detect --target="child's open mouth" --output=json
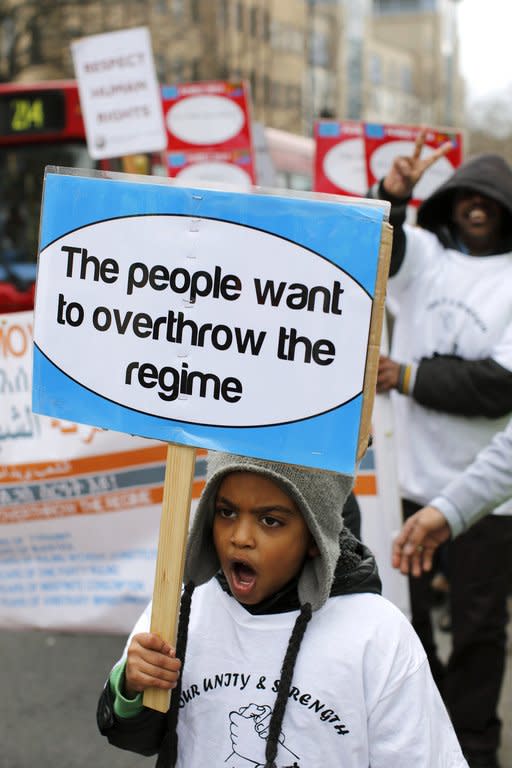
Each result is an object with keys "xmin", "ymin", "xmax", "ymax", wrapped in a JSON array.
[{"xmin": 230, "ymin": 560, "xmax": 257, "ymax": 596}]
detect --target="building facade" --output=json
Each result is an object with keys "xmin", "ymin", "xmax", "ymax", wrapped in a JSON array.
[
  {"xmin": 0, "ymin": 0, "xmax": 464, "ymax": 135},
  {"xmin": 0, "ymin": 0, "xmax": 341, "ymax": 134},
  {"xmin": 369, "ymin": 0, "xmax": 465, "ymax": 127},
  {"xmin": 337, "ymin": 0, "xmax": 464, "ymax": 129}
]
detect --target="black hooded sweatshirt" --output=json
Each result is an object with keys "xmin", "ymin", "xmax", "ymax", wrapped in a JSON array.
[
  {"xmin": 96, "ymin": 529, "xmax": 381, "ymax": 762},
  {"xmin": 373, "ymin": 153, "xmax": 512, "ymax": 418}
]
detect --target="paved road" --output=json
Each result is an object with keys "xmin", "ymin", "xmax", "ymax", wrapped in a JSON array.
[
  {"xmin": 1, "ymin": 630, "xmax": 148, "ymax": 768},
  {"xmin": 1, "ymin": 615, "xmax": 511, "ymax": 767}
]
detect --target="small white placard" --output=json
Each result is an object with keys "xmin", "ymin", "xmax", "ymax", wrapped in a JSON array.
[{"xmin": 71, "ymin": 27, "xmax": 166, "ymax": 159}]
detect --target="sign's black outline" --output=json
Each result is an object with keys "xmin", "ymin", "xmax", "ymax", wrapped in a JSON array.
[
  {"xmin": 33, "ymin": 343, "xmax": 363, "ymax": 430},
  {"xmin": 35, "ymin": 210, "xmax": 373, "ymax": 430}
]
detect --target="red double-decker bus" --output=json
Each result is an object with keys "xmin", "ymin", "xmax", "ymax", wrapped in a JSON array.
[{"xmin": 0, "ymin": 80, "xmax": 163, "ymax": 312}]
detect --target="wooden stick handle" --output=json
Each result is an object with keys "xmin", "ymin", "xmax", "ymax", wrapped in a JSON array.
[
  {"xmin": 357, "ymin": 222, "xmax": 393, "ymax": 461},
  {"xmin": 143, "ymin": 442, "xmax": 196, "ymax": 712}
]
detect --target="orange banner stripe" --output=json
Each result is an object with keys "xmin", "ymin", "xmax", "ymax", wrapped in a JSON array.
[
  {"xmin": 0, "ymin": 479, "xmax": 206, "ymax": 525},
  {"xmin": 0, "ymin": 446, "xmax": 207, "ymax": 484},
  {"xmin": 353, "ymin": 474, "xmax": 377, "ymax": 496}
]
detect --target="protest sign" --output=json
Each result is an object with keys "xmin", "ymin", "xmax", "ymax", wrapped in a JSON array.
[
  {"xmin": 33, "ymin": 169, "xmax": 390, "ymax": 474},
  {"xmin": 162, "ymin": 81, "xmax": 253, "ymax": 151},
  {"xmin": 33, "ymin": 168, "xmax": 391, "ymax": 708},
  {"xmin": 314, "ymin": 119, "xmax": 464, "ymax": 207},
  {"xmin": 167, "ymin": 148, "xmax": 254, "ymax": 189},
  {"xmin": 313, "ymin": 120, "xmax": 367, "ymax": 196},
  {"xmin": 71, "ymin": 26, "xmax": 166, "ymax": 159},
  {"xmin": 364, "ymin": 122, "xmax": 464, "ymax": 205},
  {"xmin": 162, "ymin": 81, "xmax": 256, "ymax": 185}
]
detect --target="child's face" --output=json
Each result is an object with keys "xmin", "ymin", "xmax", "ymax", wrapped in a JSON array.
[{"xmin": 212, "ymin": 471, "xmax": 318, "ymax": 605}]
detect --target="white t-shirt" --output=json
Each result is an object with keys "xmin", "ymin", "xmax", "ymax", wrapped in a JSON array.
[
  {"xmin": 122, "ymin": 579, "xmax": 467, "ymax": 767},
  {"xmin": 388, "ymin": 225, "xmax": 512, "ymax": 508}
]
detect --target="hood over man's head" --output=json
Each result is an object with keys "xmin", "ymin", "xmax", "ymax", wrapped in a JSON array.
[{"xmin": 417, "ymin": 154, "xmax": 512, "ymax": 253}]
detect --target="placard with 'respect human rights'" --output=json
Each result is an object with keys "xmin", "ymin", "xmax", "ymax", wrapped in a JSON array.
[
  {"xmin": 71, "ymin": 26, "xmax": 166, "ymax": 159},
  {"xmin": 33, "ymin": 169, "xmax": 390, "ymax": 474}
]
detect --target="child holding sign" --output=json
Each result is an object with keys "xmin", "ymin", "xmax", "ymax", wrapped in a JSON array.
[{"xmin": 97, "ymin": 451, "xmax": 467, "ymax": 767}]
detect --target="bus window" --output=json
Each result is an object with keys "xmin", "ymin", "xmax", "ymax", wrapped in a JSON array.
[
  {"xmin": 0, "ymin": 141, "xmax": 95, "ymax": 310},
  {"xmin": 0, "ymin": 142, "xmax": 93, "ymax": 264}
]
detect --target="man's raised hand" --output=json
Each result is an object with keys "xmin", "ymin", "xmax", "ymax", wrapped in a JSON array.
[{"xmin": 382, "ymin": 128, "xmax": 453, "ymax": 200}]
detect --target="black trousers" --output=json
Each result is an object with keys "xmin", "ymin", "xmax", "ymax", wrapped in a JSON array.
[{"xmin": 403, "ymin": 499, "xmax": 512, "ymax": 755}]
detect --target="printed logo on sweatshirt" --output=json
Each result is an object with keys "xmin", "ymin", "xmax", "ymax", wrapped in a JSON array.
[
  {"xmin": 179, "ymin": 670, "xmax": 350, "ymax": 766},
  {"xmin": 226, "ymin": 702, "xmax": 300, "ymax": 766},
  {"xmin": 425, "ymin": 296, "xmax": 488, "ymax": 356}
]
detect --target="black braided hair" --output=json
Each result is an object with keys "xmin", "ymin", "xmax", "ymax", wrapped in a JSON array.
[
  {"xmin": 157, "ymin": 580, "xmax": 195, "ymax": 768},
  {"xmin": 264, "ymin": 602, "xmax": 312, "ymax": 768}
]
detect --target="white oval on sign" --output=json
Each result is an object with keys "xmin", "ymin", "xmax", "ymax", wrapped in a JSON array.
[
  {"xmin": 166, "ymin": 95, "xmax": 245, "ymax": 145},
  {"xmin": 35, "ymin": 216, "xmax": 372, "ymax": 428},
  {"xmin": 176, "ymin": 161, "xmax": 252, "ymax": 189},
  {"xmin": 322, "ymin": 138, "xmax": 367, "ymax": 195},
  {"xmin": 369, "ymin": 140, "xmax": 455, "ymax": 199}
]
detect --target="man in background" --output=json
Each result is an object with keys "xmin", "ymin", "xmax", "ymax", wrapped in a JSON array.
[{"xmin": 371, "ymin": 134, "xmax": 512, "ymax": 768}]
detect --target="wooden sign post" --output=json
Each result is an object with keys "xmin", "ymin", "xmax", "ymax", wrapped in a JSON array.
[
  {"xmin": 357, "ymin": 224, "xmax": 392, "ymax": 462},
  {"xmin": 142, "ymin": 442, "xmax": 197, "ymax": 712}
]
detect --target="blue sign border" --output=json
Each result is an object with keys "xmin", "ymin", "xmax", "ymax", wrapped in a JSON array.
[{"xmin": 34, "ymin": 171, "xmax": 385, "ymax": 473}]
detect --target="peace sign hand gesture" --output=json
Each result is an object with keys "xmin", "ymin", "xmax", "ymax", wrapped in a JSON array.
[{"xmin": 382, "ymin": 128, "xmax": 453, "ymax": 200}]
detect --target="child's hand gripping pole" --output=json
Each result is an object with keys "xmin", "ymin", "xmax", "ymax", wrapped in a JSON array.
[{"xmin": 143, "ymin": 442, "xmax": 197, "ymax": 713}]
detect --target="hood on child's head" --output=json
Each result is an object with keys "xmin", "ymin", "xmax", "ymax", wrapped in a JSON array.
[
  {"xmin": 184, "ymin": 451, "xmax": 354, "ymax": 611},
  {"xmin": 417, "ymin": 153, "xmax": 512, "ymax": 240}
]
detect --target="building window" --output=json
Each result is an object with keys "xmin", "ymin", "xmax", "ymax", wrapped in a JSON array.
[
  {"xmin": 371, "ymin": 89, "xmax": 381, "ymax": 112},
  {"xmin": 236, "ymin": 2, "xmax": 244, "ymax": 32},
  {"xmin": 190, "ymin": 0, "xmax": 200, "ymax": 22},
  {"xmin": 171, "ymin": 59, "xmax": 184, "ymax": 81},
  {"xmin": 271, "ymin": 81, "xmax": 281, "ymax": 108},
  {"xmin": 249, "ymin": 6, "xmax": 258, "ymax": 37},
  {"xmin": 310, "ymin": 30, "xmax": 329, "ymax": 67},
  {"xmin": 373, "ymin": 0, "xmax": 430, "ymax": 13},
  {"xmin": 369, "ymin": 54, "xmax": 382, "ymax": 85},
  {"xmin": 387, "ymin": 61, "xmax": 396, "ymax": 88},
  {"xmin": 262, "ymin": 11, "xmax": 270, "ymax": 42},
  {"xmin": 401, "ymin": 65, "xmax": 413, "ymax": 93},
  {"xmin": 217, "ymin": 0, "xmax": 228, "ymax": 25},
  {"xmin": 154, "ymin": 54, "xmax": 166, "ymax": 82},
  {"xmin": 172, "ymin": 0, "xmax": 184, "ymax": 18},
  {"xmin": 249, "ymin": 70, "xmax": 257, "ymax": 100},
  {"xmin": 191, "ymin": 58, "xmax": 201, "ymax": 81},
  {"xmin": 263, "ymin": 75, "xmax": 271, "ymax": 105},
  {"xmin": 270, "ymin": 20, "xmax": 281, "ymax": 49}
]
